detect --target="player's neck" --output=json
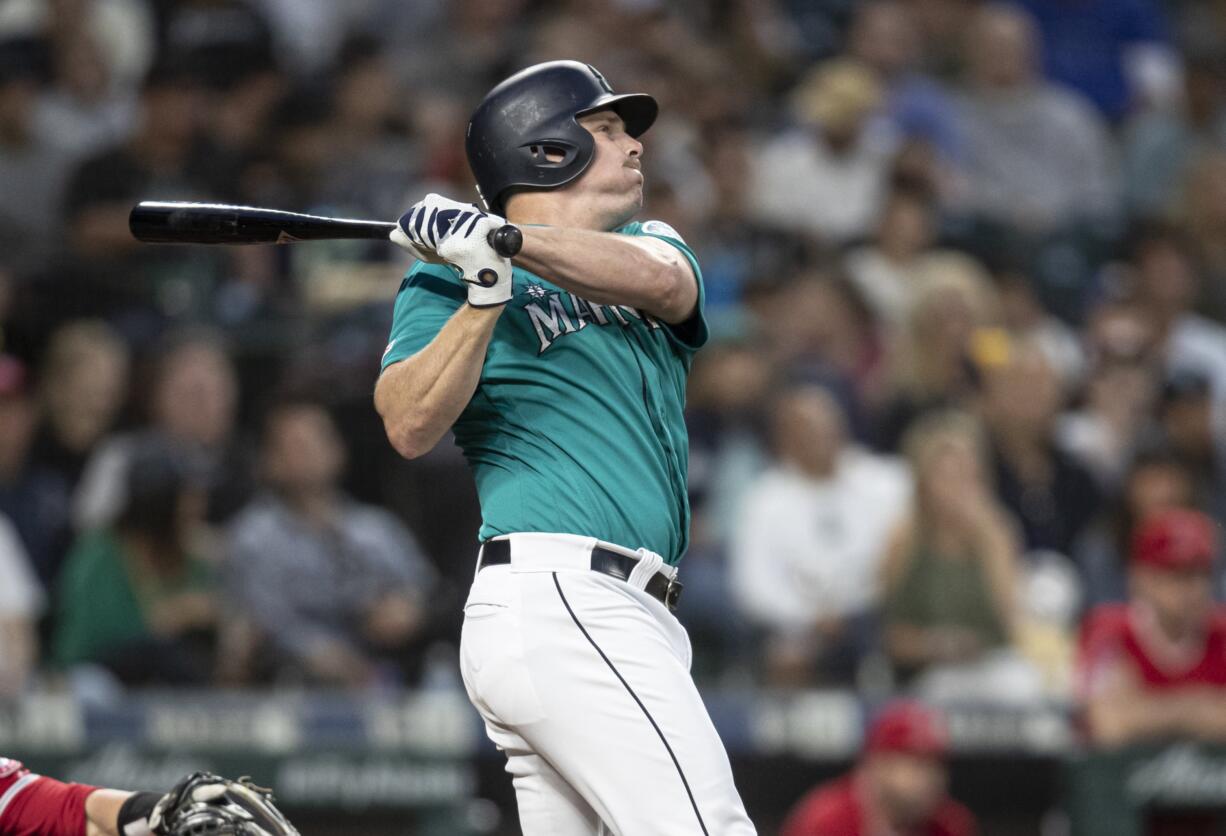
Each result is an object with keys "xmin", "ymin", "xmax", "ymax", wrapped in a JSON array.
[{"xmin": 506, "ymin": 193, "xmax": 610, "ymax": 231}]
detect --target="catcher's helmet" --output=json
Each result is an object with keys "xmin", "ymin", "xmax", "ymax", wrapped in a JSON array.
[{"xmin": 465, "ymin": 60, "xmax": 658, "ymax": 214}]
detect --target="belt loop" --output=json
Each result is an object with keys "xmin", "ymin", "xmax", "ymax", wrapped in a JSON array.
[{"xmin": 628, "ymin": 548, "xmax": 664, "ymax": 591}]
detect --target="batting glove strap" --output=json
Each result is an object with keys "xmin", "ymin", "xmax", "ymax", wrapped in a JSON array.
[{"xmin": 438, "ymin": 214, "xmax": 513, "ymax": 307}]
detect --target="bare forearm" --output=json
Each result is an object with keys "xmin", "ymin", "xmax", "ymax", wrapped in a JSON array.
[
  {"xmin": 514, "ymin": 226, "xmax": 696, "ymax": 323},
  {"xmin": 1087, "ymin": 692, "xmax": 1198, "ymax": 746},
  {"xmin": 375, "ymin": 303, "xmax": 503, "ymax": 458},
  {"xmin": 85, "ymin": 789, "xmax": 133, "ymax": 836}
]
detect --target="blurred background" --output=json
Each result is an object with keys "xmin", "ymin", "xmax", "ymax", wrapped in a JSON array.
[{"xmin": 1, "ymin": 0, "xmax": 1226, "ymax": 833}]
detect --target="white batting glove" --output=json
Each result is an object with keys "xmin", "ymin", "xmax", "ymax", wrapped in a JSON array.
[
  {"xmin": 437, "ymin": 212, "xmax": 513, "ymax": 308},
  {"xmin": 390, "ymin": 194, "xmax": 512, "ymax": 307},
  {"xmin": 390, "ymin": 193, "xmax": 479, "ymax": 260}
]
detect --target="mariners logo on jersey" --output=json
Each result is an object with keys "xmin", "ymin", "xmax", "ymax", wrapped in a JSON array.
[{"xmin": 517, "ymin": 281, "xmax": 664, "ymax": 354}]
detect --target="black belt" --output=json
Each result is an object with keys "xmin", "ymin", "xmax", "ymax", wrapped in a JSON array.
[{"xmin": 478, "ymin": 538, "xmax": 683, "ymax": 611}]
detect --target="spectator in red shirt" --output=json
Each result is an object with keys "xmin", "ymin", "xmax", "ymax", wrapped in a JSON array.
[
  {"xmin": 781, "ymin": 701, "xmax": 978, "ymax": 836},
  {"xmin": 1078, "ymin": 508, "xmax": 1226, "ymax": 746}
]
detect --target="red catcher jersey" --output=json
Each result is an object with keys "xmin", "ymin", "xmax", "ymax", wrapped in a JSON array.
[
  {"xmin": 1078, "ymin": 604, "xmax": 1226, "ymax": 694},
  {"xmin": 0, "ymin": 757, "xmax": 93, "ymax": 836},
  {"xmin": 780, "ymin": 774, "xmax": 978, "ymax": 836}
]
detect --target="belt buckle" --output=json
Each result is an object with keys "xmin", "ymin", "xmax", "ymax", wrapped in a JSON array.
[{"xmin": 664, "ymin": 576, "xmax": 683, "ymax": 611}]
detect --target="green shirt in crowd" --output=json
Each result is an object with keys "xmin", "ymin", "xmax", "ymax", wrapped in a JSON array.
[
  {"xmin": 52, "ymin": 529, "xmax": 213, "ymax": 667},
  {"xmin": 884, "ymin": 542, "xmax": 1009, "ymax": 651},
  {"xmin": 382, "ymin": 220, "xmax": 708, "ymax": 565}
]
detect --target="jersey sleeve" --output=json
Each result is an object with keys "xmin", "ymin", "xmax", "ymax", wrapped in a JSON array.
[
  {"xmin": 627, "ymin": 220, "xmax": 709, "ymax": 354},
  {"xmin": 0, "ymin": 763, "xmax": 96, "ymax": 836},
  {"xmin": 380, "ymin": 262, "xmax": 467, "ymax": 372}
]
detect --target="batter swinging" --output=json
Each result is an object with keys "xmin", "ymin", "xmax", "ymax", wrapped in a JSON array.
[{"xmin": 375, "ymin": 61, "xmax": 756, "ymax": 835}]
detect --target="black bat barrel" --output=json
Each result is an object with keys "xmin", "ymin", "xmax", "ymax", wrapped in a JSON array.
[
  {"xmin": 129, "ymin": 202, "xmax": 395, "ymax": 245},
  {"xmin": 128, "ymin": 201, "xmax": 524, "ymax": 257}
]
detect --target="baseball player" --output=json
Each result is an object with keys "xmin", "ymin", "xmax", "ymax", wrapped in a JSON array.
[
  {"xmin": 375, "ymin": 61, "xmax": 756, "ymax": 834},
  {"xmin": 0, "ymin": 758, "xmax": 298, "ymax": 835}
]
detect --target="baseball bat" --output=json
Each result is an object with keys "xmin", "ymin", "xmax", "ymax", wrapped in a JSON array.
[{"xmin": 128, "ymin": 201, "xmax": 524, "ymax": 257}]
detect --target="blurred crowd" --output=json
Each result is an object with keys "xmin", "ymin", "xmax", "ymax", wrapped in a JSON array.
[{"xmin": 1, "ymin": 0, "xmax": 1226, "ymax": 756}]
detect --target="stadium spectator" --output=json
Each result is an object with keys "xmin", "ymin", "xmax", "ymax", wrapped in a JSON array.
[
  {"xmin": 1130, "ymin": 224, "xmax": 1226, "ymax": 403},
  {"xmin": 749, "ymin": 58, "xmax": 896, "ymax": 245},
  {"xmin": 0, "ymin": 512, "xmax": 42, "ymax": 695},
  {"xmin": 847, "ymin": 0, "xmax": 962, "ymax": 164},
  {"xmin": 0, "ymin": 354, "xmax": 67, "ymax": 589},
  {"xmin": 75, "ymin": 328, "xmax": 253, "ymax": 531},
  {"xmin": 52, "ymin": 437, "xmax": 217, "ymax": 685},
  {"xmin": 874, "ymin": 256, "xmax": 998, "ymax": 451},
  {"xmin": 1013, "ymin": 0, "xmax": 1176, "ymax": 121},
  {"xmin": 1074, "ymin": 449, "xmax": 1202, "ymax": 609},
  {"xmin": 1057, "ymin": 302, "xmax": 1160, "ymax": 491},
  {"xmin": 780, "ymin": 700, "xmax": 977, "ymax": 836},
  {"xmin": 60, "ymin": 58, "xmax": 221, "ymax": 322},
  {"xmin": 881, "ymin": 411, "xmax": 1042, "ymax": 702},
  {"xmin": 1122, "ymin": 53, "xmax": 1226, "ymax": 219},
  {"xmin": 23, "ymin": 321, "xmax": 129, "ymax": 585},
  {"xmin": 1078, "ymin": 508, "xmax": 1226, "ymax": 746},
  {"xmin": 1179, "ymin": 150, "xmax": 1226, "ymax": 322},
  {"xmin": 731, "ymin": 385, "xmax": 910, "ymax": 686},
  {"xmin": 954, "ymin": 3, "xmax": 1117, "ymax": 234},
  {"xmin": 34, "ymin": 16, "xmax": 138, "ymax": 159},
  {"xmin": 1156, "ymin": 371, "xmax": 1226, "ymax": 525},
  {"xmin": 979, "ymin": 335, "xmax": 1101, "ymax": 556},
  {"xmin": 844, "ymin": 182, "xmax": 943, "ymax": 331},
  {"xmin": 0, "ymin": 37, "xmax": 77, "ymax": 276},
  {"xmin": 225, "ymin": 397, "xmax": 436, "ymax": 686}
]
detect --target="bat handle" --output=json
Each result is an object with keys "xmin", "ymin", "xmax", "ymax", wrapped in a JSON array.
[{"xmin": 488, "ymin": 224, "xmax": 523, "ymax": 258}]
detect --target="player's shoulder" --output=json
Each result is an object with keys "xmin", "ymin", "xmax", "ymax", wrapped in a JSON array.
[{"xmin": 619, "ymin": 219, "xmax": 688, "ymax": 245}]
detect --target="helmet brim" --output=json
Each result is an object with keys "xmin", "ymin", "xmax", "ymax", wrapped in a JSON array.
[{"xmin": 576, "ymin": 92, "xmax": 658, "ymax": 138}]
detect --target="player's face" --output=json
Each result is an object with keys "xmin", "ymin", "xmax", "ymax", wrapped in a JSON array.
[{"xmin": 574, "ymin": 109, "xmax": 644, "ymax": 225}]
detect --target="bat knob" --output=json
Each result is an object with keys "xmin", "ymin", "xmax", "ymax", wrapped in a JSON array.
[{"xmin": 488, "ymin": 224, "xmax": 523, "ymax": 258}]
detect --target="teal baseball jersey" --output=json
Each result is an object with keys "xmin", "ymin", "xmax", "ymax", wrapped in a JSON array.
[{"xmin": 381, "ymin": 220, "xmax": 707, "ymax": 565}]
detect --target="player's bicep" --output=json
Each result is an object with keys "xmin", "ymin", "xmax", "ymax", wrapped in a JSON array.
[{"xmin": 635, "ymin": 231, "xmax": 708, "ymax": 351}]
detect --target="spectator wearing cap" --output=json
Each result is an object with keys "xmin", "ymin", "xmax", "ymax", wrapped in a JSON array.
[
  {"xmin": 52, "ymin": 437, "xmax": 217, "ymax": 685},
  {"xmin": 748, "ymin": 58, "xmax": 897, "ymax": 245},
  {"xmin": 1077, "ymin": 508, "xmax": 1226, "ymax": 746},
  {"xmin": 780, "ymin": 701, "xmax": 978, "ymax": 836},
  {"xmin": 731, "ymin": 385, "xmax": 910, "ymax": 686}
]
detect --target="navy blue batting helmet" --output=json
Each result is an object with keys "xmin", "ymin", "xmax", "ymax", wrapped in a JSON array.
[{"xmin": 465, "ymin": 60, "xmax": 658, "ymax": 214}]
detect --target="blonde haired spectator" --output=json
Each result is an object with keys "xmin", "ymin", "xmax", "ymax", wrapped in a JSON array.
[
  {"xmin": 874, "ymin": 255, "xmax": 999, "ymax": 449},
  {"xmin": 882, "ymin": 410, "xmax": 1043, "ymax": 702}
]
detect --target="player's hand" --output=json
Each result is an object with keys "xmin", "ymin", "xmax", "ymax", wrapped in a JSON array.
[
  {"xmin": 390, "ymin": 194, "xmax": 513, "ymax": 307},
  {"xmin": 390, "ymin": 193, "xmax": 482, "ymax": 259}
]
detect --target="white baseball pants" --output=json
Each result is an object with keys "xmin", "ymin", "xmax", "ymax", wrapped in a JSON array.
[{"xmin": 459, "ymin": 532, "xmax": 757, "ymax": 835}]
